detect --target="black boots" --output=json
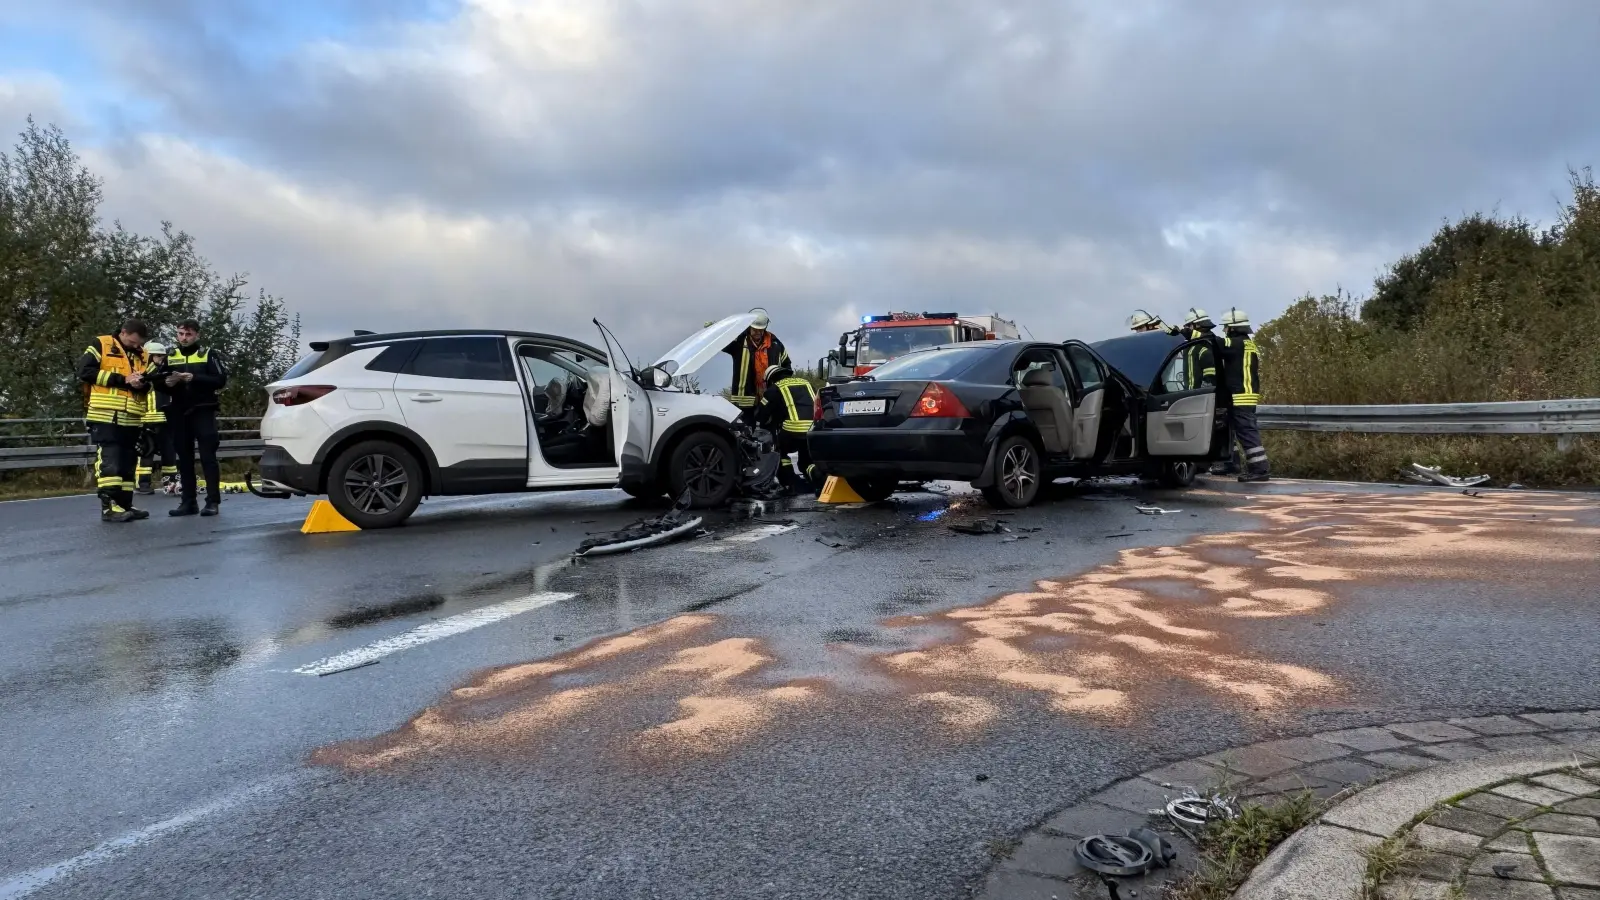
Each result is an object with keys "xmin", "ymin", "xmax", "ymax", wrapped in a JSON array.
[
  {"xmin": 201, "ymin": 501, "xmax": 220, "ymax": 517},
  {"xmin": 170, "ymin": 500, "xmax": 200, "ymax": 517}
]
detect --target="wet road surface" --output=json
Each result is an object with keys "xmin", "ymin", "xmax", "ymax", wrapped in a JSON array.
[{"xmin": 2, "ymin": 480, "xmax": 1597, "ymax": 899}]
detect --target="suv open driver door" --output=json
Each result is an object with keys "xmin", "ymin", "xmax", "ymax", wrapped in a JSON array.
[
  {"xmin": 1145, "ymin": 339, "xmax": 1218, "ymax": 457},
  {"xmin": 594, "ymin": 320, "xmax": 654, "ymax": 479}
]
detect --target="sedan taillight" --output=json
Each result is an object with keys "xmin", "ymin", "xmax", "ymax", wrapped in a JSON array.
[
  {"xmin": 273, "ymin": 385, "xmax": 336, "ymax": 406},
  {"xmin": 909, "ymin": 382, "xmax": 969, "ymax": 418}
]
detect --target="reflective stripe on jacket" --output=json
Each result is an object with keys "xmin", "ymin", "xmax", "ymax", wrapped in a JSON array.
[
  {"xmin": 760, "ymin": 377, "xmax": 816, "ymax": 434},
  {"xmin": 81, "ymin": 335, "xmax": 147, "ymax": 425},
  {"xmin": 724, "ymin": 334, "xmax": 790, "ymax": 407}
]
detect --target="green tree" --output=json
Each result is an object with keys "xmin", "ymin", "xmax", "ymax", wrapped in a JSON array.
[{"xmin": 0, "ymin": 119, "xmax": 299, "ymax": 420}]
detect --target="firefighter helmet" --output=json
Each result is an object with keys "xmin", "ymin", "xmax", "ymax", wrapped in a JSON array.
[
  {"xmin": 1221, "ymin": 307, "xmax": 1250, "ymax": 328},
  {"xmin": 750, "ymin": 308, "xmax": 770, "ymax": 330},
  {"xmin": 144, "ymin": 342, "xmax": 168, "ymax": 356},
  {"xmin": 1182, "ymin": 307, "xmax": 1212, "ymax": 328},
  {"xmin": 1127, "ymin": 310, "xmax": 1163, "ymax": 332}
]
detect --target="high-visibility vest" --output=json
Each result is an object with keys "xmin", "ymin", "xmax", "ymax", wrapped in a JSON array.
[
  {"xmin": 85, "ymin": 335, "xmax": 148, "ymax": 425},
  {"xmin": 772, "ymin": 377, "xmax": 816, "ymax": 433},
  {"xmin": 168, "ymin": 346, "xmax": 211, "ymax": 367}
]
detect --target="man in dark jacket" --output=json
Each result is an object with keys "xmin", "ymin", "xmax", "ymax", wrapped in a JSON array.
[
  {"xmin": 165, "ymin": 319, "xmax": 229, "ymax": 516},
  {"xmin": 722, "ymin": 309, "xmax": 790, "ymax": 417}
]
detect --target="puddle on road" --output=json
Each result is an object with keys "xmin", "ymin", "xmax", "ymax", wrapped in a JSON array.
[
  {"xmin": 312, "ymin": 491, "xmax": 1599, "ymax": 771},
  {"xmin": 5, "ymin": 617, "xmax": 245, "ymax": 699}
]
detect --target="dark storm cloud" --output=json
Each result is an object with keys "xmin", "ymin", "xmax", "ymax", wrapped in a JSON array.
[{"xmin": 8, "ymin": 0, "xmax": 1599, "ymax": 359}]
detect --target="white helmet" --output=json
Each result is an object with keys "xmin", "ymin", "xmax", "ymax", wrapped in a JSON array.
[
  {"xmin": 144, "ymin": 342, "xmax": 168, "ymax": 356},
  {"xmin": 1221, "ymin": 307, "xmax": 1250, "ymax": 328},
  {"xmin": 1127, "ymin": 309, "xmax": 1163, "ymax": 331},
  {"xmin": 1182, "ymin": 307, "xmax": 1212, "ymax": 328},
  {"xmin": 750, "ymin": 307, "xmax": 770, "ymax": 330}
]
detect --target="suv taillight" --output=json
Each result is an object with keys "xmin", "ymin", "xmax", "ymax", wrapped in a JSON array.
[
  {"xmin": 909, "ymin": 382, "xmax": 969, "ymax": 418},
  {"xmin": 273, "ymin": 385, "xmax": 336, "ymax": 406}
]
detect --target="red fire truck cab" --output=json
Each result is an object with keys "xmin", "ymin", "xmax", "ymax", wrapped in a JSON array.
[{"xmin": 821, "ymin": 312, "xmax": 1022, "ymax": 382}]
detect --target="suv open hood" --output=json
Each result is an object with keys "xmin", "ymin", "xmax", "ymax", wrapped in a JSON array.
[{"xmin": 654, "ymin": 313, "xmax": 759, "ymax": 377}]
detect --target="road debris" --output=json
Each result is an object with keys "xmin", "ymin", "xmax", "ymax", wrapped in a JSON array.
[
  {"xmin": 1105, "ymin": 533, "xmax": 1134, "ymax": 539},
  {"xmin": 1406, "ymin": 462, "xmax": 1491, "ymax": 488},
  {"xmin": 1127, "ymin": 827, "xmax": 1178, "ymax": 868},
  {"xmin": 573, "ymin": 505, "xmax": 703, "ymax": 557},
  {"xmin": 1074, "ymin": 834, "xmax": 1155, "ymax": 876},
  {"xmin": 1492, "ymin": 863, "xmax": 1519, "ymax": 879},
  {"xmin": 948, "ymin": 519, "xmax": 1010, "ymax": 535},
  {"xmin": 814, "ymin": 533, "xmax": 848, "ymax": 549},
  {"xmin": 1134, "ymin": 506, "xmax": 1180, "ymax": 515},
  {"xmin": 1462, "ymin": 489, "xmax": 1485, "ymax": 498}
]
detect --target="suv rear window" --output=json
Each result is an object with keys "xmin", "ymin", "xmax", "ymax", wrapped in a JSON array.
[
  {"xmin": 865, "ymin": 347, "xmax": 988, "ymax": 381},
  {"xmin": 365, "ymin": 342, "xmax": 418, "ymax": 373},
  {"xmin": 405, "ymin": 337, "xmax": 515, "ymax": 381},
  {"xmin": 281, "ymin": 350, "xmax": 327, "ymax": 380}
]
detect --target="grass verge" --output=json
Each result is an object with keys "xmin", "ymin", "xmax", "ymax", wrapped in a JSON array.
[
  {"xmin": 1266, "ymin": 433, "xmax": 1600, "ymax": 488},
  {"xmin": 0, "ymin": 459, "xmax": 262, "ymax": 501},
  {"xmin": 1163, "ymin": 792, "xmax": 1324, "ymax": 900}
]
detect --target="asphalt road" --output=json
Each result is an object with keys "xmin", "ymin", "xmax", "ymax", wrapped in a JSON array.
[{"xmin": 2, "ymin": 479, "xmax": 1597, "ymax": 899}]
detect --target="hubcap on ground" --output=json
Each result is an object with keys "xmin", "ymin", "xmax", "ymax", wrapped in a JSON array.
[
  {"xmin": 1002, "ymin": 444, "xmax": 1036, "ymax": 499},
  {"xmin": 683, "ymin": 444, "xmax": 730, "ymax": 499},
  {"xmin": 345, "ymin": 454, "xmax": 408, "ymax": 514}
]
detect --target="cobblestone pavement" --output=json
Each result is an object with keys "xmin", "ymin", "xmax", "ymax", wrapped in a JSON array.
[
  {"xmin": 979, "ymin": 710, "xmax": 1600, "ymax": 900},
  {"xmin": 1376, "ymin": 758, "xmax": 1600, "ymax": 900}
]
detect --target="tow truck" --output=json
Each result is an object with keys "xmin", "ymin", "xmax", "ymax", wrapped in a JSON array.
[{"xmin": 818, "ymin": 311, "xmax": 1022, "ymax": 383}]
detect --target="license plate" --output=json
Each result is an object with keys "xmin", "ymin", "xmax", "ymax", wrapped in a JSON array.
[{"xmin": 840, "ymin": 399, "xmax": 887, "ymax": 415}]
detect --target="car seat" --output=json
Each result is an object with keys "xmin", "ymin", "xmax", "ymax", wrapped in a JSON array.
[{"xmin": 1019, "ymin": 367, "xmax": 1074, "ymax": 453}]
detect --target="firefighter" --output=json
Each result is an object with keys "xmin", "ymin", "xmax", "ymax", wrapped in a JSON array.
[
  {"xmin": 164, "ymin": 319, "xmax": 229, "ymax": 517},
  {"xmin": 135, "ymin": 342, "xmax": 179, "ymax": 494},
  {"xmin": 756, "ymin": 363, "xmax": 816, "ymax": 495},
  {"xmin": 1171, "ymin": 308, "xmax": 1219, "ymax": 390},
  {"xmin": 1217, "ymin": 308, "xmax": 1269, "ymax": 482},
  {"xmin": 723, "ymin": 308, "xmax": 790, "ymax": 416},
  {"xmin": 77, "ymin": 319, "xmax": 152, "ymax": 522},
  {"xmin": 1127, "ymin": 310, "xmax": 1167, "ymax": 333}
]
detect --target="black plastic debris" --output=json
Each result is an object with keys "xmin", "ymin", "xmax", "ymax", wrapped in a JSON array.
[
  {"xmin": 948, "ymin": 519, "xmax": 1010, "ymax": 535},
  {"xmin": 574, "ymin": 499, "xmax": 703, "ymax": 557},
  {"xmin": 1127, "ymin": 827, "xmax": 1178, "ymax": 868},
  {"xmin": 815, "ymin": 534, "xmax": 847, "ymax": 549},
  {"xmin": 1135, "ymin": 506, "xmax": 1180, "ymax": 515},
  {"xmin": 974, "ymin": 773, "xmax": 989, "ymax": 782},
  {"xmin": 1074, "ymin": 834, "xmax": 1155, "ymax": 876},
  {"xmin": 1492, "ymin": 864, "xmax": 1519, "ymax": 879}
]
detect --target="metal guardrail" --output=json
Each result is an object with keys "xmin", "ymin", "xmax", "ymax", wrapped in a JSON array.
[
  {"xmin": 0, "ymin": 418, "xmax": 265, "ymax": 472},
  {"xmin": 3, "ymin": 401, "xmax": 1596, "ymax": 472},
  {"xmin": 1255, "ymin": 399, "xmax": 1600, "ymax": 435}
]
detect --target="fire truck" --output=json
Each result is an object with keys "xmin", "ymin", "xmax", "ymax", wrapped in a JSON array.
[{"xmin": 819, "ymin": 311, "xmax": 1022, "ymax": 383}]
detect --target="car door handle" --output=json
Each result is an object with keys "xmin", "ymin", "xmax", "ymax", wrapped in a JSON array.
[{"xmin": 409, "ymin": 393, "xmax": 442, "ymax": 403}]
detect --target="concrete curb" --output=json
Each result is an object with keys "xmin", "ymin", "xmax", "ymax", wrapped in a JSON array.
[
  {"xmin": 1234, "ymin": 742, "xmax": 1600, "ymax": 900},
  {"xmin": 977, "ymin": 709, "xmax": 1600, "ymax": 899}
]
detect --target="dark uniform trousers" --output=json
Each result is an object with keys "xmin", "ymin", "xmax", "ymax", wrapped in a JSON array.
[
  {"xmin": 172, "ymin": 409, "xmax": 222, "ymax": 504},
  {"xmin": 92, "ymin": 423, "xmax": 142, "ymax": 509}
]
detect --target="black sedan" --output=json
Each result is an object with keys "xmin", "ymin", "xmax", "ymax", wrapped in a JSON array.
[{"xmin": 807, "ymin": 331, "xmax": 1225, "ymax": 507}]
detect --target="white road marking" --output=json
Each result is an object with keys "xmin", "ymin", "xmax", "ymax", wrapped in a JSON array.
[
  {"xmin": 0, "ymin": 773, "xmax": 307, "ymax": 899},
  {"xmin": 686, "ymin": 523, "xmax": 800, "ymax": 553},
  {"xmin": 291, "ymin": 591, "xmax": 575, "ymax": 676}
]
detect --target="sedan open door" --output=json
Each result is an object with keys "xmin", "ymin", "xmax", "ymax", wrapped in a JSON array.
[{"xmin": 1145, "ymin": 340, "xmax": 1219, "ymax": 457}]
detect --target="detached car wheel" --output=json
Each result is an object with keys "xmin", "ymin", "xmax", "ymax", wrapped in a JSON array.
[
  {"xmin": 850, "ymin": 477, "xmax": 898, "ymax": 503},
  {"xmin": 668, "ymin": 431, "xmax": 738, "ymax": 508},
  {"xmin": 981, "ymin": 435, "xmax": 1042, "ymax": 509},
  {"xmin": 1157, "ymin": 460, "xmax": 1199, "ymax": 488},
  {"xmin": 327, "ymin": 440, "xmax": 424, "ymax": 528}
]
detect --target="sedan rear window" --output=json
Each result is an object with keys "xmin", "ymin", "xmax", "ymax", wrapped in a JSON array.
[{"xmin": 864, "ymin": 347, "xmax": 988, "ymax": 381}]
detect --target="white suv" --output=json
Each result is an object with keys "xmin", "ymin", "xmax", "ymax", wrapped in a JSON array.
[{"xmin": 256, "ymin": 315, "xmax": 761, "ymax": 528}]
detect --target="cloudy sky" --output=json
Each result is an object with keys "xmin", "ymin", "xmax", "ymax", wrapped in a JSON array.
[{"xmin": 3, "ymin": 0, "xmax": 1598, "ymax": 374}]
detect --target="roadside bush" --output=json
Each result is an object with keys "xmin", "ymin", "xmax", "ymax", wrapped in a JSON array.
[{"xmin": 1258, "ymin": 169, "xmax": 1600, "ymax": 486}]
